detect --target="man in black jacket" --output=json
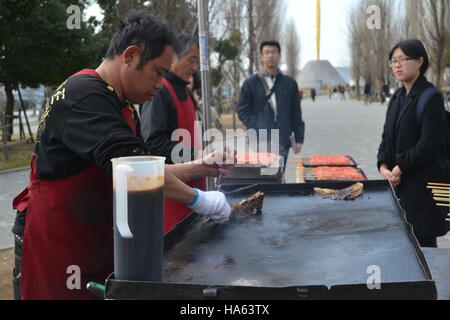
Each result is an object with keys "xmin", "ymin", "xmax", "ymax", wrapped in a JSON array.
[{"xmin": 237, "ymin": 41, "xmax": 305, "ymax": 166}]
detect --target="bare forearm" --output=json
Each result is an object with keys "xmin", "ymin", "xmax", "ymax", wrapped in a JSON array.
[
  {"xmin": 166, "ymin": 161, "xmax": 206, "ymax": 182},
  {"xmin": 164, "ymin": 167, "xmax": 196, "ymax": 204}
]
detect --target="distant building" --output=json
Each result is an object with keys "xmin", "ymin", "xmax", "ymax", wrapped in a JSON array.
[
  {"xmin": 298, "ymin": 60, "xmax": 347, "ymax": 93},
  {"xmin": 335, "ymin": 67, "xmax": 354, "ymax": 86},
  {"xmin": 0, "ymin": 85, "xmax": 45, "ymax": 111}
]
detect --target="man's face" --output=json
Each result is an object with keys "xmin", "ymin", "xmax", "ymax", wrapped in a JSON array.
[
  {"xmin": 260, "ymin": 45, "xmax": 281, "ymax": 70},
  {"xmin": 120, "ymin": 45, "xmax": 174, "ymax": 104},
  {"xmin": 171, "ymin": 44, "xmax": 200, "ymax": 82}
]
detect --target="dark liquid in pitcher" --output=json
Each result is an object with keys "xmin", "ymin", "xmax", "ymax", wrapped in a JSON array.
[{"xmin": 114, "ymin": 186, "xmax": 164, "ymax": 281}]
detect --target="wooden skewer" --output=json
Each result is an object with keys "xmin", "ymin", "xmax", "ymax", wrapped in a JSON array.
[
  {"xmin": 434, "ymin": 194, "xmax": 450, "ymax": 197},
  {"xmin": 432, "ymin": 189, "xmax": 450, "ymax": 194},
  {"xmin": 446, "ymin": 219, "xmax": 450, "ymax": 222},
  {"xmin": 434, "ymin": 197, "xmax": 450, "ymax": 202},
  {"xmin": 437, "ymin": 203, "xmax": 450, "ymax": 207},
  {"xmin": 427, "ymin": 186, "xmax": 450, "ymax": 191},
  {"xmin": 428, "ymin": 182, "xmax": 450, "ymax": 187}
]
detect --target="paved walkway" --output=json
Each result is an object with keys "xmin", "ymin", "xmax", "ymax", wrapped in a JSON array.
[
  {"xmin": 0, "ymin": 96, "xmax": 449, "ymax": 249},
  {"xmin": 0, "ymin": 168, "xmax": 29, "ymax": 250}
]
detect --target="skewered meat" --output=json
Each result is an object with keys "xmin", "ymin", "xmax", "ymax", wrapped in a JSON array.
[
  {"xmin": 236, "ymin": 153, "xmax": 278, "ymax": 166},
  {"xmin": 314, "ymin": 182, "xmax": 364, "ymax": 200},
  {"xmin": 201, "ymin": 191, "xmax": 266, "ymax": 225},
  {"xmin": 231, "ymin": 191, "xmax": 265, "ymax": 216},
  {"xmin": 309, "ymin": 155, "xmax": 351, "ymax": 166},
  {"xmin": 311, "ymin": 167, "xmax": 365, "ymax": 181}
]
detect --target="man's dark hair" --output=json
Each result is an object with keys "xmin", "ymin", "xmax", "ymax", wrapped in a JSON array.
[
  {"xmin": 389, "ymin": 40, "xmax": 430, "ymax": 75},
  {"xmin": 105, "ymin": 11, "xmax": 177, "ymax": 69},
  {"xmin": 260, "ymin": 41, "xmax": 281, "ymax": 54},
  {"xmin": 174, "ymin": 33, "xmax": 199, "ymax": 58}
]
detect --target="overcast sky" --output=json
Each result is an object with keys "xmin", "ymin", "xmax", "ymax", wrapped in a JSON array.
[{"xmin": 286, "ymin": 0, "xmax": 358, "ymax": 69}]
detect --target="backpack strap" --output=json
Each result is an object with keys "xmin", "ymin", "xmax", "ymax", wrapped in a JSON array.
[
  {"xmin": 415, "ymin": 87, "xmax": 450, "ymax": 178},
  {"xmin": 416, "ymin": 87, "xmax": 441, "ymax": 124}
]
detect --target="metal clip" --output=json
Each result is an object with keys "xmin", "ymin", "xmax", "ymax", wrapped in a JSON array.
[{"xmin": 203, "ymin": 287, "xmax": 218, "ymax": 298}]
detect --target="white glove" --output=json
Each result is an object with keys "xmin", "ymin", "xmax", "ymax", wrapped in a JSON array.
[{"xmin": 187, "ymin": 189, "xmax": 231, "ymax": 222}]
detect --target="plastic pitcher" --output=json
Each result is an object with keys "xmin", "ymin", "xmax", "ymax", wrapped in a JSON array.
[{"xmin": 112, "ymin": 156, "xmax": 165, "ymax": 281}]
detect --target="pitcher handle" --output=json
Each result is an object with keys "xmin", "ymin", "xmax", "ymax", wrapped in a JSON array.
[{"xmin": 116, "ymin": 164, "xmax": 133, "ymax": 239}]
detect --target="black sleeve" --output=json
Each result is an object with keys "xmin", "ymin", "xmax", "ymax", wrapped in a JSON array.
[
  {"xmin": 396, "ymin": 94, "xmax": 447, "ymax": 173},
  {"xmin": 62, "ymin": 94, "xmax": 147, "ymax": 175},
  {"xmin": 290, "ymin": 80, "xmax": 305, "ymax": 144},
  {"xmin": 377, "ymin": 107, "xmax": 391, "ymax": 171},
  {"xmin": 140, "ymin": 89, "xmax": 196, "ymax": 164},
  {"xmin": 237, "ymin": 79, "xmax": 255, "ymax": 129}
]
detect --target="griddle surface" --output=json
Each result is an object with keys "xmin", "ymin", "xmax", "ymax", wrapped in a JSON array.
[{"xmin": 163, "ymin": 186, "xmax": 429, "ymax": 288}]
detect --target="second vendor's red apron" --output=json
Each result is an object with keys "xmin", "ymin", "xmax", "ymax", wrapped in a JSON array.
[
  {"xmin": 162, "ymin": 79, "xmax": 206, "ymax": 234},
  {"xmin": 13, "ymin": 69, "xmax": 137, "ymax": 300}
]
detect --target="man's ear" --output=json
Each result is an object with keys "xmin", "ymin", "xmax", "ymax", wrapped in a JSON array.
[
  {"xmin": 171, "ymin": 55, "xmax": 179, "ymax": 69},
  {"xmin": 122, "ymin": 45, "xmax": 141, "ymax": 67}
]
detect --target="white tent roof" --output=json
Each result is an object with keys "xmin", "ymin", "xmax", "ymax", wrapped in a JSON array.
[{"xmin": 298, "ymin": 60, "xmax": 348, "ymax": 89}]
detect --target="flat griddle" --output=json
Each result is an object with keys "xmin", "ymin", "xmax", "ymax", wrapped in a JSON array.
[{"xmin": 105, "ymin": 181, "xmax": 437, "ymax": 300}]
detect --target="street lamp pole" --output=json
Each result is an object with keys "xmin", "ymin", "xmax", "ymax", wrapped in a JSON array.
[{"xmin": 197, "ymin": 0, "xmax": 214, "ymax": 190}]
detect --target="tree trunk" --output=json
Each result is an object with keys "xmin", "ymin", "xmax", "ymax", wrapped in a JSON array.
[{"xmin": 4, "ymin": 82, "xmax": 14, "ymax": 141}]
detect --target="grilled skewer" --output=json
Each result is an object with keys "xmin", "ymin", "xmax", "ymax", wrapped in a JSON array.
[
  {"xmin": 314, "ymin": 182, "xmax": 364, "ymax": 201},
  {"xmin": 230, "ymin": 191, "xmax": 265, "ymax": 216},
  {"xmin": 201, "ymin": 191, "xmax": 266, "ymax": 225}
]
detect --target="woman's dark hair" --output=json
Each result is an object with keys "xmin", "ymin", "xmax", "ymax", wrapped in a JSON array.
[
  {"xmin": 389, "ymin": 40, "xmax": 429, "ymax": 74},
  {"xmin": 260, "ymin": 40, "xmax": 281, "ymax": 54},
  {"xmin": 105, "ymin": 11, "xmax": 177, "ymax": 69}
]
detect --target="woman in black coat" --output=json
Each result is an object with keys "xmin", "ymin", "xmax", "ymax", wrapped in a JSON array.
[{"xmin": 377, "ymin": 40, "xmax": 449, "ymax": 247}]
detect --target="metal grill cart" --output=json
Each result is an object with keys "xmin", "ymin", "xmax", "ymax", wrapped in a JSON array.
[{"xmin": 101, "ymin": 181, "xmax": 440, "ymax": 300}]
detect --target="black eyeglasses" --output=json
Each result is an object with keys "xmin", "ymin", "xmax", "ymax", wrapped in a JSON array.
[{"xmin": 389, "ymin": 57, "xmax": 416, "ymax": 67}]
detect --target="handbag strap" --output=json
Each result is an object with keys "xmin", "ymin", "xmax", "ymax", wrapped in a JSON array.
[{"xmin": 257, "ymin": 74, "xmax": 278, "ymax": 102}]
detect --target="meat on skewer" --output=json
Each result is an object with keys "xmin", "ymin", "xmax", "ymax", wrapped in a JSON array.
[
  {"xmin": 231, "ymin": 191, "xmax": 265, "ymax": 216},
  {"xmin": 314, "ymin": 182, "xmax": 364, "ymax": 201}
]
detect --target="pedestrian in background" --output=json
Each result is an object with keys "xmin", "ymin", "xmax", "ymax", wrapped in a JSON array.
[{"xmin": 237, "ymin": 40, "xmax": 305, "ymax": 167}]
